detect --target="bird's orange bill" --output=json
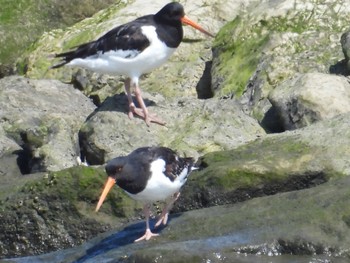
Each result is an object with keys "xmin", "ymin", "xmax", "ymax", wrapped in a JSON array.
[
  {"xmin": 181, "ymin": 16, "xmax": 214, "ymax": 38},
  {"xmin": 95, "ymin": 177, "xmax": 116, "ymax": 212}
]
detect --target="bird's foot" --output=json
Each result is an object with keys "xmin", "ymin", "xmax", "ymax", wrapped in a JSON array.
[
  {"xmin": 155, "ymin": 213, "xmax": 168, "ymax": 228},
  {"xmin": 128, "ymin": 104, "xmax": 166, "ymax": 126},
  {"xmin": 134, "ymin": 229, "xmax": 159, "ymax": 242}
]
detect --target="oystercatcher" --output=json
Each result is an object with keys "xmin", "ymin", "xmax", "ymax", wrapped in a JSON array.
[
  {"xmin": 52, "ymin": 2, "xmax": 214, "ymax": 126},
  {"xmin": 95, "ymin": 146, "xmax": 195, "ymax": 242}
]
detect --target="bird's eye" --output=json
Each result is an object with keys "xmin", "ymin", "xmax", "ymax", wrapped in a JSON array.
[{"xmin": 116, "ymin": 166, "xmax": 122, "ymax": 172}]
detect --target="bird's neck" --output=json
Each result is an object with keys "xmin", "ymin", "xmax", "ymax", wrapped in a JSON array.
[{"xmin": 155, "ymin": 21, "xmax": 183, "ymax": 48}]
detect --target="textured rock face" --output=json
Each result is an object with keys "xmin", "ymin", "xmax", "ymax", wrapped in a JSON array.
[
  {"xmin": 79, "ymin": 95, "xmax": 265, "ymax": 164},
  {"xmin": 0, "ymin": 167, "xmax": 115, "ymax": 258},
  {"xmin": 7, "ymin": 175, "xmax": 350, "ymax": 262},
  {"xmin": 0, "ymin": 76, "xmax": 96, "ymax": 172},
  {"xmin": 269, "ymin": 73, "xmax": 350, "ymax": 130},
  {"xmin": 211, "ymin": 0, "xmax": 350, "ymax": 130},
  {"xmin": 0, "ymin": 0, "xmax": 117, "ymax": 75}
]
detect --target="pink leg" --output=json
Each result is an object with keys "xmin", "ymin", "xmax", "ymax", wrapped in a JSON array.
[
  {"xmin": 123, "ymin": 78, "xmax": 166, "ymax": 126},
  {"xmin": 155, "ymin": 192, "xmax": 180, "ymax": 228},
  {"xmin": 134, "ymin": 204, "xmax": 159, "ymax": 242}
]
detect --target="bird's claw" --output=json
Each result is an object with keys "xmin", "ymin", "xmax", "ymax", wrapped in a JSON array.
[
  {"xmin": 128, "ymin": 105, "xmax": 166, "ymax": 126},
  {"xmin": 134, "ymin": 229, "xmax": 159, "ymax": 242}
]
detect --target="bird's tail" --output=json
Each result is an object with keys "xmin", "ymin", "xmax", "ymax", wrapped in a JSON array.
[
  {"xmin": 50, "ymin": 50, "xmax": 77, "ymax": 69},
  {"xmin": 50, "ymin": 41, "xmax": 97, "ymax": 69}
]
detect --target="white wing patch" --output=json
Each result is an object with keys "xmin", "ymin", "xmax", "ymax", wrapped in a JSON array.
[{"xmin": 97, "ymin": 49, "xmax": 140, "ymax": 59}]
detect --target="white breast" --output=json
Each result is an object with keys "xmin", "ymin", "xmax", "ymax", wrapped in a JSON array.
[{"xmin": 127, "ymin": 159, "xmax": 187, "ymax": 202}]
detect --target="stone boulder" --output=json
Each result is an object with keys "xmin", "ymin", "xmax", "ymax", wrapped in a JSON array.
[
  {"xmin": 175, "ymin": 111, "xmax": 350, "ymax": 211},
  {"xmin": 269, "ymin": 72, "xmax": 350, "ymax": 130},
  {"xmin": 0, "ymin": 76, "xmax": 96, "ymax": 173},
  {"xmin": 211, "ymin": 0, "xmax": 350, "ymax": 129},
  {"xmin": 0, "ymin": 0, "xmax": 116, "ymax": 76},
  {"xmin": 6, "ymin": 174, "xmax": 350, "ymax": 262},
  {"xmin": 2, "ymin": 112, "xmax": 350, "ymax": 259},
  {"xmin": 79, "ymin": 94, "xmax": 265, "ymax": 165}
]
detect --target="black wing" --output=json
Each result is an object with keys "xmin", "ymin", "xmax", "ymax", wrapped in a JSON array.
[{"xmin": 52, "ymin": 15, "xmax": 153, "ymax": 69}]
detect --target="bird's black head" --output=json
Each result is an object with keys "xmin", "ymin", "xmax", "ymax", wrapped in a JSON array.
[
  {"xmin": 155, "ymin": 2, "xmax": 214, "ymax": 40},
  {"xmin": 105, "ymin": 156, "xmax": 126, "ymax": 179},
  {"xmin": 155, "ymin": 2, "xmax": 185, "ymax": 25}
]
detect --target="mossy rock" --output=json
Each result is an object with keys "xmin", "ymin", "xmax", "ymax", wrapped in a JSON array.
[
  {"xmin": 174, "ymin": 131, "xmax": 341, "ymax": 212},
  {"xmin": 0, "ymin": 165, "xmax": 143, "ymax": 258},
  {"xmin": 212, "ymin": 4, "xmax": 348, "ymax": 98},
  {"xmin": 211, "ymin": 2, "xmax": 349, "ymax": 124},
  {"xmin": 0, "ymin": 0, "xmax": 118, "ymax": 70}
]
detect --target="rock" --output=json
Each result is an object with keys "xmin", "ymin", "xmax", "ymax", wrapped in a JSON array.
[
  {"xmin": 0, "ymin": 126, "xmax": 24, "ymax": 199},
  {"xmin": 7, "ymin": 175, "xmax": 350, "ymax": 262},
  {"xmin": 0, "ymin": 166, "xmax": 124, "ymax": 259},
  {"xmin": 79, "ymin": 95, "xmax": 265, "ymax": 165},
  {"xmin": 0, "ymin": 0, "xmax": 117, "ymax": 76},
  {"xmin": 0, "ymin": 76, "xmax": 96, "ymax": 173},
  {"xmin": 211, "ymin": 0, "xmax": 350, "ymax": 128},
  {"xmin": 175, "ymin": 112, "xmax": 350, "ymax": 211},
  {"xmin": 1, "ymin": 113, "xmax": 350, "ymax": 259},
  {"xmin": 269, "ymin": 73, "xmax": 350, "ymax": 130}
]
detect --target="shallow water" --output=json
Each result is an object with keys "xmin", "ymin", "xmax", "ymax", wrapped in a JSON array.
[{"xmin": 2, "ymin": 221, "xmax": 348, "ymax": 263}]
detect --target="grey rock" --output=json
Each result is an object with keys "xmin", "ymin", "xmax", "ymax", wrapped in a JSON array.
[
  {"xmin": 79, "ymin": 94, "xmax": 265, "ymax": 165},
  {"xmin": 176, "ymin": 111, "xmax": 350, "ymax": 211},
  {"xmin": 0, "ymin": 76, "xmax": 96, "ymax": 172},
  {"xmin": 211, "ymin": 0, "xmax": 350, "ymax": 128},
  {"xmin": 269, "ymin": 73, "xmax": 350, "ymax": 130}
]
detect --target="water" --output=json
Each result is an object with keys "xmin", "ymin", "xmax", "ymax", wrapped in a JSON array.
[{"xmin": 2, "ymin": 222, "xmax": 347, "ymax": 263}]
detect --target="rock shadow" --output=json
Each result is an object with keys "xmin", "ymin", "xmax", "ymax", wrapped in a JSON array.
[
  {"xmin": 85, "ymin": 93, "xmax": 157, "ymax": 122},
  {"xmin": 196, "ymin": 61, "xmax": 213, "ymax": 99},
  {"xmin": 260, "ymin": 106, "xmax": 285, "ymax": 133},
  {"xmin": 329, "ymin": 59, "xmax": 350, "ymax": 76}
]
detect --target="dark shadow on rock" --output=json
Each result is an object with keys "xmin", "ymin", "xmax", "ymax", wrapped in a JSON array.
[
  {"xmin": 85, "ymin": 93, "xmax": 157, "ymax": 122},
  {"xmin": 260, "ymin": 106, "xmax": 285, "ymax": 133},
  {"xmin": 72, "ymin": 216, "xmax": 176, "ymax": 263},
  {"xmin": 182, "ymin": 38, "xmax": 207, "ymax": 43},
  {"xmin": 12, "ymin": 150, "xmax": 31, "ymax": 175},
  {"xmin": 196, "ymin": 61, "xmax": 213, "ymax": 99},
  {"xmin": 174, "ymin": 171, "xmax": 328, "ymax": 213},
  {"xmin": 329, "ymin": 59, "xmax": 350, "ymax": 76}
]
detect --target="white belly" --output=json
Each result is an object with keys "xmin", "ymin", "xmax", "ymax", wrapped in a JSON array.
[{"xmin": 127, "ymin": 159, "xmax": 188, "ymax": 202}]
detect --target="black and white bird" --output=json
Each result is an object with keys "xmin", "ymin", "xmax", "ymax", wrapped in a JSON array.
[
  {"xmin": 95, "ymin": 146, "xmax": 195, "ymax": 242},
  {"xmin": 52, "ymin": 2, "xmax": 213, "ymax": 126}
]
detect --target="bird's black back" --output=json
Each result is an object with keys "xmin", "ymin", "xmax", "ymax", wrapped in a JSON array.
[
  {"xmin": 52, "ymin": 2, "xmax": 186, "ymax": 69},
  {"xmin": 105, "ymin": 147, "xmax": 194, "ymax": 194}
]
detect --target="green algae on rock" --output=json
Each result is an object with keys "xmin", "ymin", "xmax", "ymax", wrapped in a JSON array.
[
  {"xmin": 0, "ymin": 0, "xmax": 118, "ymax": 73},
  {"xmin": 211, "ymin": 1, "xmax": 350, "ymax": 126},
  {"xmin": 0, "ymin": 165, "xmax": 142, "ymax": 258}
]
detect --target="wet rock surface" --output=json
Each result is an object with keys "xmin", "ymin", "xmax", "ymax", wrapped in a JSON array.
[{"xmin": 4, "ymin": 175, "xmax": 350, "ymax": 263}]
